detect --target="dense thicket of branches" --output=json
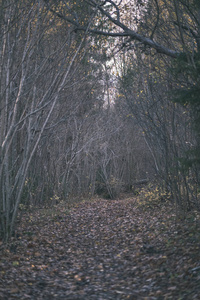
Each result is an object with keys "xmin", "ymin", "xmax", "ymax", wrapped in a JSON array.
[{"xmin": 0, "ymin": 0, "xmax": 200, "ymax": 241}]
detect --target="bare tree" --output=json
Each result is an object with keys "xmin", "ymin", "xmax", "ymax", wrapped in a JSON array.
[{"xmin": 0, "ymin": 0, "xmax": 88, "ymax": 240}]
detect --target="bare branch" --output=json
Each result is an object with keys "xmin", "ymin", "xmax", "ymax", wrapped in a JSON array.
[
  {"xmin": 45, "ymin": 0, "xmax": 180, "ymax": 58},
  {"xmin": 150, "ymin": 0, "xmax": 160, "ymax": 40}
]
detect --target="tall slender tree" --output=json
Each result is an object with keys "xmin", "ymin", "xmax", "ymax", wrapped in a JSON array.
[{"xmin": 0, "ymin": 0, "xmax": 87, "ymax": 240}]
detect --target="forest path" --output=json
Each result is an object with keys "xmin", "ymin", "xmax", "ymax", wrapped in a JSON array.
[{"xmin": 1, "ymin": 197, "xmax": 200, "ymax": 299}]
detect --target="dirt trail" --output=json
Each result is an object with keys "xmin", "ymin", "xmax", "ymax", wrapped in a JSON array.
[{"xmin": 0, "ymin": 198, "xmax": 200, "ymax": 299}]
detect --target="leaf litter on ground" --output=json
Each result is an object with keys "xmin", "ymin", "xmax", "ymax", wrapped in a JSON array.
[{"xmin": 0, "ymin": 196, "xmax": 200, "ymax": 299}]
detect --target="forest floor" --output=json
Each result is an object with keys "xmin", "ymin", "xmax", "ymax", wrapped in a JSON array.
[{"xmin": 1, "ymin": 194, "xmax": 200, "ymax": 299}]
